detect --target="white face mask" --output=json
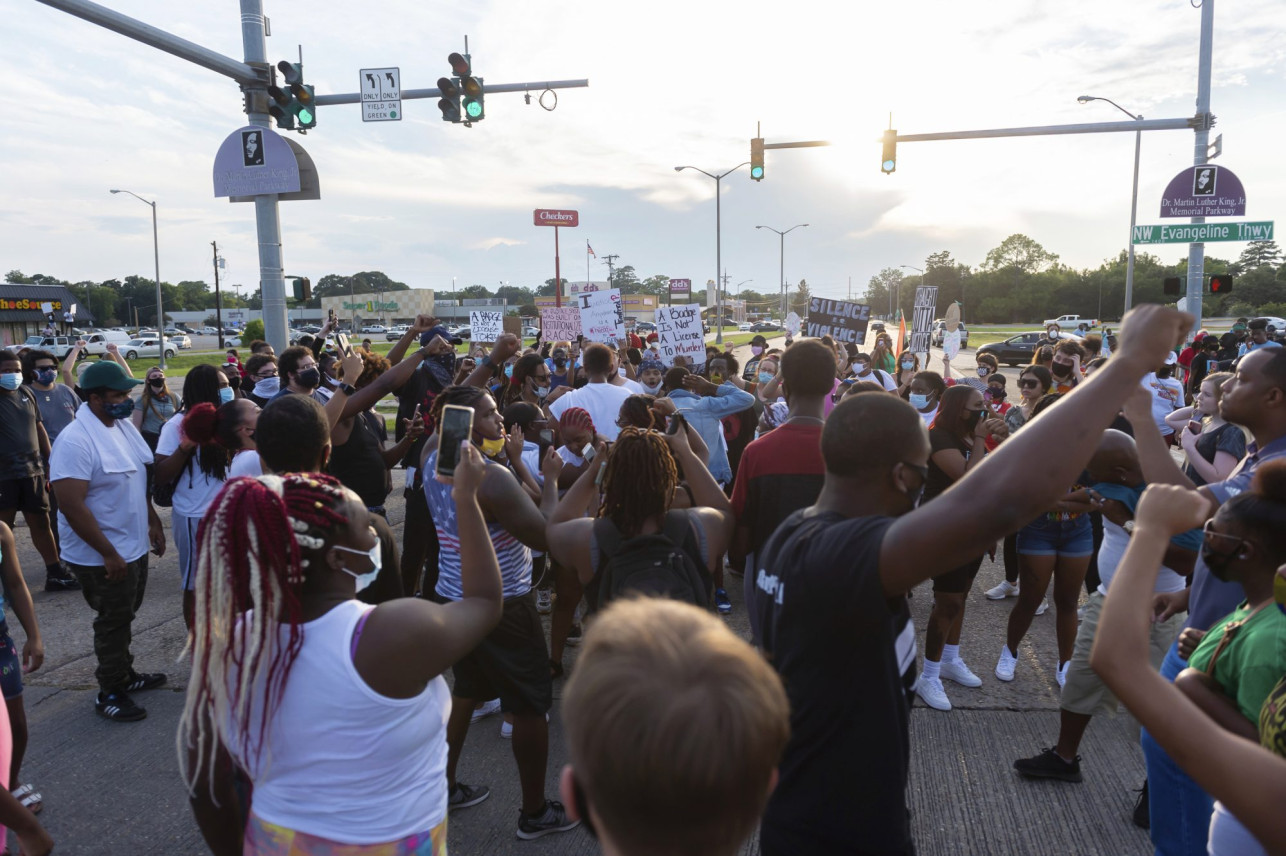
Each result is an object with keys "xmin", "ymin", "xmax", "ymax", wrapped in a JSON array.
[
  {"xmin": 334, "ymin": 539, "xmax": 382, "ymax": 593},
  {"xmin": 641, "ymin": 381, "xmax": 663, "ymax": 394},
  {"xmin": 254, "ymin": 376, "xmax": 281, "ymax": 398}
]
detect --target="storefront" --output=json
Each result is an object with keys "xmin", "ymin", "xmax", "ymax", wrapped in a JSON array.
[
  {"xmin": 319, "ymin": 288, "xmax": 436, "ymax": 329},
  {"xmin": 0, "ymin": 283, "xmax": 92, "ymax": 348}
]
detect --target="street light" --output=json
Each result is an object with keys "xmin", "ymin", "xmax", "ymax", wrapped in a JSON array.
[
  {"xmin": 109, "ymin": 189, "xmax": 166, "ymax": 368},
  {"xmin": 1078, "ymin": 95, "xmax": 1143, "ymax": 315},
  {"xmin": 899, "ymin": 265, "xmax": 923, "ymax": 321},
  {"xmin": 756, "ymin": 224, "xmax": 809, "ymax": 319},
  {"xmin": 676, "ymin": 162, "xmax": 750, "ymax": 345}
]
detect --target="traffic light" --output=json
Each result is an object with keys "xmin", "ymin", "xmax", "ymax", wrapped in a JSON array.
[
  {"xmin": 437, "ymin": 77, "xmax": 461, "ymax": 122},
  {"xmin": 750, "ymin": 137, "xmax": 765, "ymax": 181},
  {"xmin": 1163, "ymin": 276, "xmax": 1182, "ymax": 296},
  {"xmin": 291, "ymin": 277, "xmax": 312, "ymax": 302},
  {"xmin": 1210, "ymin": 274, "xmax": 1234, "ymax": 294},
  {"xmin": 449, "ymin": 52, "xmax": 484, "ymax": 123},
  {"xmin": 268, "ymin": 61, "xmax": 315, "ymax": 130},
  {"xmin": 881, "ymin": 130, "xmax": 897, "ymax": 174}
]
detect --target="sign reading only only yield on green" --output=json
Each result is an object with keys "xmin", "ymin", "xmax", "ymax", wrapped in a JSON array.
[{"xmin": 1133, "ymin": 221, "xmax": 1274, "ymax": 245}]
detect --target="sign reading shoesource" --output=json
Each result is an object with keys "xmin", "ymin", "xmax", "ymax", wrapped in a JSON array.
[
  {"xmin": 1160, "ymin": 165, "xmax": 1247, "ymax": 218},
  {"xmin": 804, "ymin": 298, "xmax": 871, "ymax": 345},
  {"xmin": 212, "ymin": 126, "xmax": 300, "ymax": 197}
]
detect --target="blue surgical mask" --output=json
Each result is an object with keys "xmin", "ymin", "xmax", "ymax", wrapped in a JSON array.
[
  {"xmin": 504, "ymin": 364, "xmax": 514, "ymax": 378},
  {"xmin": 219, "ymin": 387, "xmax": 235, "ymax": 404},
  {"xmin": 909, "ymin": 393, "xmax": 930, "ymax": 409},
  {"xmin": 533, "ymin": 385, "xmax": 550, "ymax": 398},
  {"xmin": 35, "ymin": 369, "xmax": 57, "ymax": 386},
  {"xmin": 901, "ymin": 360, "xmax": 915, "ymax": 370},
  {"xmin": 106, "ymin": 398, "xmax": 135, "ymax": 420},
  {"xmin": 0, "ymin": 373, "xmax": 21, "ymax": 391},
  {"xmin": 335, "ymin": 538, "xmax": 382, "ymax": 593},
  {"xmin": 758, "ymin": 372, "xmax": 775, "ymax": 384}
]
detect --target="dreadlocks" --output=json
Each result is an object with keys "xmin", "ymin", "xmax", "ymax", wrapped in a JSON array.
[
  {"xmin": 598, "ymin": 427, "xmax": 677, "ymax": 536},
  {"xmin": 178, "ymin": 472, "xmax": 351, "ymax": 799}
]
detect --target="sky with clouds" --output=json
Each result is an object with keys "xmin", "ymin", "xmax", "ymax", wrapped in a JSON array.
[{"xmin": 1, "ymin": 0, "xmax": 1284, "ymax": 306}]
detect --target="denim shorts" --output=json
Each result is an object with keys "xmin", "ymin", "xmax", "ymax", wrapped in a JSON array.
[{"xmin": 1016, "ymin": 514, "xmax": 1093, "ymax": 557}]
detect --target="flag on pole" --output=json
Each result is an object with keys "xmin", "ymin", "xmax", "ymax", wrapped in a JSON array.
[
  {"xmin": 895, "ymin": 314, "xmax": 907, "ymax": 357},
  {"xmin": 587, "ymin": 241, "xmax": 596, "ymax": 258}
]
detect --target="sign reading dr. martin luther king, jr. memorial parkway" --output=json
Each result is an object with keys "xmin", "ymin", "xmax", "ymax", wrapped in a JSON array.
[{"xmin": 805, "ymin": 298, "xmax": 871, "ymax": 345}]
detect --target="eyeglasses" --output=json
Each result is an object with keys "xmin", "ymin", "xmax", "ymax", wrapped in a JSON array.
[
  {"xmin": 256, "ymin": 370, "xmax": 278, "ymax": 378},
  {"xmin": 1017, "ymin": 378, "xmax": 1042, "ymax": 389},
  {"xmin": 1202, "ymin": 520, "xmax": 1247, "ymax": 548}
]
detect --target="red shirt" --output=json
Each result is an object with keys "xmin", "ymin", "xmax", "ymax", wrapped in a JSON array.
[{"xmin": 730, "ymin": 422, "xmax": 827, "ymax": 558}]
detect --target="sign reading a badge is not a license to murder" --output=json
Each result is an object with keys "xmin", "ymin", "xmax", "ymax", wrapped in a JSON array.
[{"xmin": 805, "ymin": 298, "xmax": 871, "ymax": 345}]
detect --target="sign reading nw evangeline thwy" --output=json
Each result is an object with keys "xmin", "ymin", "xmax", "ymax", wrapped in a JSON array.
[
  {"xmin": 1133, "ymin": 221, "xmax": 1274, "ymax": 245},
  {"xmin": 533, "ymin": 209, "xmax": 579, "ymax": 227}
]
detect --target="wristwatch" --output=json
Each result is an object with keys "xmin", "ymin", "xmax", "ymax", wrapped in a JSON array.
[
  {"xmin": 338, "ymin": 383, "xmax": 357, "ymax": 397},
  {"xmin": 1122, "ymin": 520, "xmax": 1136, "ymax": 535}
]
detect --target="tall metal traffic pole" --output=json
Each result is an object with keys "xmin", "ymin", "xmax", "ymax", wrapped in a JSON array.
[
  {"xmin": 1078, "ymin": 96, "xmax": 1144, "ymax": 316},
  {"xmin": 1187, "ymin": 0, "xmax": 1216, "ymax": 335},
  {"xmin": 677, "ymin": 163, "xmax": 749, "ymax": 349},
  {"xmin": 756, "ymin": 224, "xmax": 808, "ymax": 318},
  {"xmin": 109, "ymin": 188, "xmax": 166, "ymax": 368}
]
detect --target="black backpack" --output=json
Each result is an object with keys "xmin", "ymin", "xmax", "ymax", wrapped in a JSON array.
[{"xmin": 590, "ymin": 510, "xmax": 712, "ymax": 612}]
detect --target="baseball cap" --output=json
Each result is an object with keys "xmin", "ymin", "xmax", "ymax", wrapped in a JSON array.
[
  {"xmin": 1164, "ymin": 351, "xmax": 1178, "ymax": 366},
  {"xmin": 751, "ymin": 335, "xmax": 769, "ymax": 346},
  {"xmin": 420, "ymin": 325, "xmax": 463, "ymax": 347},
  {"xmin": 80, "ymin": 360, "xmax": 144, "ymax": 391}
]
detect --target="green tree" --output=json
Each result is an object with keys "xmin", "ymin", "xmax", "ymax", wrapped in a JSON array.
[
  {"xmin": 1237, "ymin": 241, "xmax": 1283, "ymax": 272},
  {"xmin": 496, "ymin": 285, "xmax": 535, "ymax": 306},
  {"xmin": 458, "ymin": 285, "xmax": 493, "ymax": 299},
  {"xmin": 242, "ymin": 319, "xmax": 265, "ymax": 343},
  {"xmin": 609, "ymin": 265, "xmax": 639, "ymax": 291},
  {"xmin": 980, "ymin": 234, "xmax": 1060, "ymax": 274},
  {"xmin": 537, "ymin": 278, "xmax": 567, "ymax": 297},
  {"xmin": 639, "ymin": 274, "xmax": 671, "ymax": 297},
  {"xmin": 865, "ymin": 267, "xmax": 905, "ymax": 319},
  {"xmin": 790, "ymin": 279, "xmax": 811, "ymax": 315}
]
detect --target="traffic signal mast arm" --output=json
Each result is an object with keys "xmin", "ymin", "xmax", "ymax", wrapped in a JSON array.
[{"xmin": 312, "ymin": 77, "xmax": 588, "ymax": 106}]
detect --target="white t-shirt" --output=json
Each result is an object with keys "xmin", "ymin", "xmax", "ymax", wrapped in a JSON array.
[
  {"xmin": 614, "ymin": 376, "xmax": 646, "ymax": 394},
  {"xmin": 548, "ymin": 382, "xmax": 633, "ymax": 442},
  {"xmin": 48, "ymin": 410, "xmax": 151, "ymax": 566},
  {"xmin": 1097, "ymin": 518, "xmax": 1187, "ymax": 595},
  {"xmin": 918, "ymin": 405, "xmax": 939, "ymax": 427},
  {"xmin": 556, "ymin": 444, "xmax": 585, "ymax": 467},
  {"xmin": 855, "ymin": 369, "xmax": 899, "ymax": 392},
  {"xmin": 1142, "ymin": 373, "xmax": 1184, "ymax": 436},
  {"xmin": 155, "ymin": 416, "xmax": 228, "ymax": 518},
  {"xmin": 229, "ymin": 450, "xmax": 263, "ymax": 479}
]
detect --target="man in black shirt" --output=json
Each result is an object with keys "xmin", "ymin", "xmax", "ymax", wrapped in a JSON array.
[{"xmin": 749, "ymin": 304, "xmax": 1192, "ymax": 855}]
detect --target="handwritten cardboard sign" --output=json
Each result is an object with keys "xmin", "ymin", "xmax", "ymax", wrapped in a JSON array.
[
  {"xmin": 539, "ymin": 307, "xmax": 582, "ymax": 342},
  {"xmin": 470, "ymin": 310, "xmax": 503, "ymax": 344},
  {"xmin": 577, "ymin": 288, "xmax": 625, "ymax": 344},
  {"xmin": 655, "ymin": 303, "xmax": 705, "ymax": 367}
]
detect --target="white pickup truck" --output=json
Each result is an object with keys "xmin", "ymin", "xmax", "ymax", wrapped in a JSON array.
[{"xmin": 1042, "ymin": 314, "xmax": 1098, "ymax": 329}]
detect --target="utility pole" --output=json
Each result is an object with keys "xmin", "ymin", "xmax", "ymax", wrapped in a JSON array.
[
  {"xmin": 212, "ymin": 240, "xmax": 224, "ymax": 349},
  {"xmin": 601, "ymin": 254, "xmax": 620, "ymax": 289},
  {"xmin": 1186, "ymin": 0, "xmax": 1216, "ymax": 333}
]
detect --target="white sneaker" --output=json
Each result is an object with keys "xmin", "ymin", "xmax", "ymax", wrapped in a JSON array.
[
  {"xmin": 941, "ymin": 658, "xmax": 983, "ymax": 688},
  {"xmin": 535, "ymin": 588, "xmax": 553, "ymax": 615},
  {"xmin": 1035, "ymin": 598, "xmax": 1049, "ymax": 616},
  {"xmin": 995, "ymin": 646, "xmax": 1018, "ymax": 682},
  {"xmin": 1056, "ymin": 661, "xmax": 1069, "ymax": 688},
  {"xmin": 500, "ymin": 719, "xmax": 513, "ymax": 739},
  {"xmin": 915, "ymin": 676, "xmax": 952, "ymax": 711},
  {"xmin": 985, "ymin": 580, "xmax": 1020, "ymax": 600},
  {"xmin": 470, "ymin": 698, "xmax": 501, "ymax": 723}
]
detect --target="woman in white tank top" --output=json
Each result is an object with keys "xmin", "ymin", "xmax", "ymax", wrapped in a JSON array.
[{"xmin": 178, "ymin": 443, "xmax": 505, "ymax": 855}]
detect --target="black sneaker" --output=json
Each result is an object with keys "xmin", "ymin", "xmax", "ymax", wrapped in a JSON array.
[
  {"xmin": 44, "ymin": 566, "xmax": 81, "ymax": 592},
  {"xmin": 565, "ymin": 624, "xmax": 583, "ymax": 647},
  {"xmin": 448, "ymin": 783, "xmax": 489, "ymax": 812},
  {"xmin": 95, "ymin": 691, "xmax": 147, "ymax": 722},
  {"xmin": 1014, "ymin": 748, "xmax": 1082, "ymax": 782},
  {"xmin": 1132, "ymin": 780, "xmax": 1150, "ymax": 829},
  {"xmin": 124, "ymin": 672, "xmax": 167, "ymax": 692},
  {"xmin": 516, "ymin": 799, "xmax": 581, "ymax": 840}
]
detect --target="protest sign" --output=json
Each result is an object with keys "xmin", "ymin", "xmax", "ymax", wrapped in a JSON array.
[
  {"xmin": 539, "ymin": 307, "xmax": 581, "ymax": 342},
  {"xmin": 804, "ymin": 298, "xmax": 871, "ymax": 346},
  {"xmin": 909, "ymin": 286, "xmax": 939, "ymax": 355},
  {"xmin": 470, "ymin": 310, "xmax": 503, "ymax": 344},
  {"xmin": 785, "ymin": 312, "xmax": 801, "ymax": 336},
  {"xmin": 577, "ymin": 288, "xmax": 625, "ymax": 343},
  {"xmin": 655, "ymin": 304, "xmax": 705, "ymax": 367},
  {"xmin": 503, "ymin": 316, "xmax": 522, "ymax": 336}
]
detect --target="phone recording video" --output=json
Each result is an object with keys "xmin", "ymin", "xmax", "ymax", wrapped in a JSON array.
[{"xmin": 436, "ymin": 405, "xmax": 475, "ymax": 479}]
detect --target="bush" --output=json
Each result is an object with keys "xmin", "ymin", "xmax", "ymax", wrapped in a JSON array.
[
  {"xmin": 1227, "ymin": 302, "xmax": 1256, "ymax": 319},
  {"xmin": 242, "ymin": 319, "xmax": 264, "ymax": 343},
  {"xmin": 1257, "ymin": 303, "xmax": 1286, "ymax": 319}
]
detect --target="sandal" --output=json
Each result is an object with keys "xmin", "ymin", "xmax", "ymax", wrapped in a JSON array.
[{"xmin": 12, "ymin": 783, "xmax": 42, "ymax": 815}]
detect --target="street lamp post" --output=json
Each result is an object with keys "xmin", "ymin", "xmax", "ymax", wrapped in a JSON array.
[
  {"xmin": 676, "ymin": 162, "xmax": 750, "ymax": 346},
  {"xmin": 756, "ymin": 224, "xmax": 809, "ymax": 319},
  {"xmin": 1078, "ymin": 95, "xmax": 1143, "ymax": 315},
  {"xmin": 109, "ymin": 189, "xmax": 165, "ymax": 368}
]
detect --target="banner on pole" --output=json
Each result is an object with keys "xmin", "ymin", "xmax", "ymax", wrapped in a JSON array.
[
  {"xmin": 655, "ymin": 304, "xmax": 705, "ymax": 367},
  {"xmin": 539, "ymin": 307, "xmax": 581, "ymax": 341},
  {"xmin": 578, "ymin": 289, "xmax": 625, "ymax": 343},
  {"xmin": 804, "ymin": 298, "xmax": 871, "ymax": 346},
  {"xmin": 909, "ymin": 286, "xmax": 939, "ymax": 354}
]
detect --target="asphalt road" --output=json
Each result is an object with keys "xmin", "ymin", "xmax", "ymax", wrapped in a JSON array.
[{"xmin": 5, "ymin": 339, "xmax": 1153, "ymax": 855}]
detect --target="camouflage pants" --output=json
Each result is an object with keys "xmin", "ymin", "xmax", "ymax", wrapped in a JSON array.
[{"xmin": 66, "ymin": 556, "xmax": 149, "ymax": 694}]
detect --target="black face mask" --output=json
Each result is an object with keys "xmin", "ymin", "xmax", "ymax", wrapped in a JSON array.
[
  {"xmin": 296, "ymin": 367, "xmax": 321, "ymax": 389},
  {"xmin": 148, "ymin": 377, "xmax": 165, "ymax": 389},
  {"xmin": 962, "ymin": 409, "xmax": 985, "ymax": 431},
  {"xmin": 986, "ymin": 388, "xmax": 1006, "ymax": 402},
  {"xmin": 1050, "ymin": 362, "xmax": 1072, "ymax": 378},
  {"xmin": 1201, "ymin": 542, "xmax": 1245, "ymax": 581}
]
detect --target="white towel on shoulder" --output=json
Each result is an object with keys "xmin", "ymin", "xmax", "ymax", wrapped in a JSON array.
[{"xmin": 74, "ymin": 402, "xmax": 153, "ymax": 474}]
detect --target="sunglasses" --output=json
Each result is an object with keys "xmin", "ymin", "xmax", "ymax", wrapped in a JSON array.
[{"xmin": 1017, "ymin": 378, "xmax": 1042, "ymax": 389}]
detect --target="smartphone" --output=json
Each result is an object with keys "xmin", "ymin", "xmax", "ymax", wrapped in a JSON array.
[
  {"xmin": 666, "ymin": 413, "xmax": 685, "ymax": 435},
  {"xmin": 581, "ymin": 442, "xmax": 596, "ymax": 463},
  {"xmin": 436, "ymin": 405, "xmax": 475, "ymax": 479},
  {"xmin": 539, "ymin": 429, "xmax": 554, "ymax": 447},
  {"xmin": 1189, "ymin": 419, "xmax": 1202, "ymax": 434},
  {"xmin": 328, "ymin": 308, "xmax": 336, "ymax": 321},
  {"xmin": 335, "ymin": 331, "xmax": 352, "ymax": 357}
]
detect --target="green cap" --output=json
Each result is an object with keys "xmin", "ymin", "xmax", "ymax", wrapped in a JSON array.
[{"xmin": 79, "ymin": 360, "xmax": 144, "ymax": 391}]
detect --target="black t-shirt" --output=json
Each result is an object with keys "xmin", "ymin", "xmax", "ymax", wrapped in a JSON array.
[
  {"xmin": 924, "ymin": 427, "xmax": 971, "ymax": 503},
  {"xmin": 327, "ymin": 410, "xmax": 391, "ymax": 508},
  {"xmin": 750, "ymin": 510, "xmax": 916, "ymax": 856},
  {"xmin": 0, "ymin": 387, "xmax": 44, "ymax": 480}
]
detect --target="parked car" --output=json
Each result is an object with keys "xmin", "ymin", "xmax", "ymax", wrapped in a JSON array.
[
  {"xmin": 975, "ymin": 331, "xmax": 1082, "ymax": 367},
  {"xmin": 170, "ymin": 334, "xmax": 193, "ymax": 350},
  {"xmin": 634, "ymin": 321, "xmax": 657, "ymax": 335},
  {"xmin": 931, "ymin": 321, "xmax": 969, "ymax": 348},
  {"xmin": 21, "ymin": 336, "xmax": 80, "ymax": 359},
  {"xmin": 122, "ymin": 338, "xmax": 177, "ymax": 360},
  {"xmin": 454, "ymin": 326, "xmax": 472, "ymax": 340},
  {"xmin": 1254, "ymin": 316, "xmax": 1286, "ymax": 333},
  {"xmin": 750, "ymin": 322, "xmax": 783, "ymax": 333},
  {"xmin": 198, "ymin": 326, "xmax": 219, "ymax": 335},
  {"xmin": 384, "ymin": 325, "xmax": 411, "ymax": 341},
  {"xmin": 1042, "ymin": 314, "xmax": 1099, "ymax": 329},
  {"xmin": 361, "ymin": 324, "xmax": 388, "ymax": 334},
  {"xmin": 738, "ymin": 322, "xmax": 752, "ymax": 332},
  {"xmin": 522, "ymin": 326, "xmax": 540, "ymax": 338}
]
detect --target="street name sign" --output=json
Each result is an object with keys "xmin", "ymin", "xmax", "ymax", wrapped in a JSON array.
[{"xmin": 1132, "ymin": 221, "xmax": 1274, "ymax": 245}]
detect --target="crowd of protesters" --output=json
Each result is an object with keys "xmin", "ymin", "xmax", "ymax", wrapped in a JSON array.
[{"xmin": 2, "ymin": 306, "xmax": 1286, "ymax": 855}]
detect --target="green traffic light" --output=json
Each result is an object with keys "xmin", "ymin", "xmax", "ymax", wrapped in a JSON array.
[
  {"xmin": 298, "ymin": 107, "xmax": 315, "ymax": 125},
  {"xmin": 882, "ymin": 159, "xmax": 896, "ymax": 172},
  {"xmin": 465, "ymin": 99, "xmax": 483, "ymax": 119},
  {"xmin": 751, "ymin": 166, "xmax": 764, "ymax": 179}
]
